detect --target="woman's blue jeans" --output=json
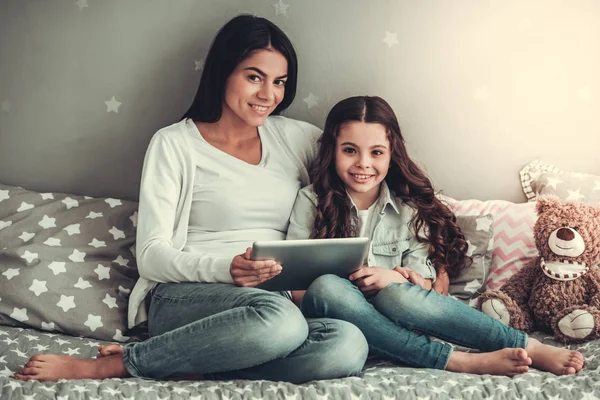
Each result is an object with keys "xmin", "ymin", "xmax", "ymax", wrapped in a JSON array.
[
  {"xmin": 301, "ymin": 275, "xmax": 528, "ymax": 370},
  {"xmin": 121, "ymin": 282, "xmax": 368, "ymax": 383}
]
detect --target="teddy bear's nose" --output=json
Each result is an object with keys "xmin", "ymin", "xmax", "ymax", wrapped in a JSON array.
[{"xmin": 557, "ymin": 227, "xmax": 575, "ymax": 241}]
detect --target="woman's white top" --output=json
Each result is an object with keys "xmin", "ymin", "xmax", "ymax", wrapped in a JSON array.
[{"xmin": 128, "ymin": 117, "xmax": 321, "ymax": 327}]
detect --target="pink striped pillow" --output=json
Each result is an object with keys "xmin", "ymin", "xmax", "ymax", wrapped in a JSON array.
[{"xmin": 439, "ymin": 195, "xmax": 538, "ymax": 289}]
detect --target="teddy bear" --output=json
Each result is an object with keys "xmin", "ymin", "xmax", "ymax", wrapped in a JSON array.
[{"xmin": 477, "ymin": 195, "xmax": 600, "ymax": 343}]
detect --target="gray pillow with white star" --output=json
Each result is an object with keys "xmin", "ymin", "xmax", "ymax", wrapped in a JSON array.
[
  {"xmin": 0, "ymin": 183, "xmax": 138, "ymax": 341},
  {"xmin": 520, "ymin": 159, "xmax": 600, "ymax": 204},
  {"xmin": 448, "ymin": 214, "xmax": 494, "ymax": 305}
]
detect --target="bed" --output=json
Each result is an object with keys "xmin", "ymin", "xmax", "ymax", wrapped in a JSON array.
[{"xmin": 2, "ymin": 159, "xmax": 600, "ymax": 399}]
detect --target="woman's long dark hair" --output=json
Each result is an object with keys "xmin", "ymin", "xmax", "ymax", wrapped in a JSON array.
[
  {"xmin": 182, "ymin": 14, "xmax": 298, "ymax": 122},
  {"xmin": 311, "ymin": 96, "xmax": 470, "ymax": 277}
]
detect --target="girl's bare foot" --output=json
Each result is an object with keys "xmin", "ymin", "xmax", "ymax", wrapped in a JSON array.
[
  {"xmin": 447, "ymin": 348, "xmax": 531, "ymax": 377},
  {"xmin": 13, "ymin": 353, "xmax": 129, "ymax": 382},
  {"xmin": 97, "ymin": 344, "xmax": 123, "ymax": 358},
  {"xmin": 526, "ymin": 338, "xmax": 584, "ymax": 375}
]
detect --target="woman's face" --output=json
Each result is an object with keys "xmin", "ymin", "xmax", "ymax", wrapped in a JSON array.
[{"xmin": 222, "ymin": 48, "xmax": 288, "ymax": 128}]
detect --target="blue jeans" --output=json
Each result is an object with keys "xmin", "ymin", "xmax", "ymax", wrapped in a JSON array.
[
  {"xmin": 302, "ymin": 275, "xmax": 528, "ymax": 370},
  {"xmin": 121, "ymin": 282, "xmax": 368, "ymax": 383}
]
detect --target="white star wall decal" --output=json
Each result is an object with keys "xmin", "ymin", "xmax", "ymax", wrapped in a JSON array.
[
  {"xmin": 29, "ymin": 279, "xmax": 48, "ymax": 296},
  {"xmin": 40, "ymin": 193, "xmax": 54, "ymax": 200},
  {"xmin": 57, "ymin": 295, "xmax": 76, "ymax": 312},
  {"xmin": 84, "ymin": 315, "xmax": 103, "ymax": 331},
  {"xmin": 48, "ymin": 261, "xmax": 66, "ymax": 275},
  {"xmin": 75, "ymin": 0, "xmax": 88, "ymax": 11},
  {"xmin": 64, "ymin": 224, "xmax": 81, "ymax": 235},
  {"xmin": 273, "ymin": 0, "xmax": 289, "ymax": 16},
  {"xmin": 1, "ymin": 100, "xmax": 10, "ymax": 112},
  {"xmin": 382, "ymin": 31, "xmax": 399, "ymax": 48},
  {"xmin": 303, "ymin": 93, "xmax": 319, "ymax": 109},
  {"xmin": 18, "ymin": 231, "xmax": 34, "ymax": 241},
  {"xmin": 105, "ymin": 96, "xmax": 122, "ymax": 113}
]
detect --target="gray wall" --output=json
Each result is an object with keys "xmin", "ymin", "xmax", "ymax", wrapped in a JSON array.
[{"xmin": 1, "ymin": 0, "xmax": 599, "ymax": 202}]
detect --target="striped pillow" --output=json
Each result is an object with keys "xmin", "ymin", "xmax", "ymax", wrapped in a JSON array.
[{"xmin": 439, "ymin": 195, "xmax": 538, "ymax": 289}]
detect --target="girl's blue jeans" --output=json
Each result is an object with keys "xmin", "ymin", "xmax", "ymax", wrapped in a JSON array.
[
  {"xmin": 121, "ymin": 282, "xmax": 368, "ymax": 383},
  {"xmin": 301, "ymin": 275, "xmax": 528, "ymax": 370}
]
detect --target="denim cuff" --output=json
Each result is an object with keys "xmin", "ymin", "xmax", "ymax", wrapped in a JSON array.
[
  {"xmin": 122, "ymin": 343, "xmax": 145, "ymax": 379},
  {"xmin": 435, "ymin": 342, "xmax": 453, "ymax": 370}
]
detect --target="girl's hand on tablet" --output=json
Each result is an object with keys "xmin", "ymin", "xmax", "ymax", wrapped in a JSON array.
[
  {"xmin": 349, "ymin": 267, "xmax": 408, "ymax": 295},
  {"xmin": 230, "ymin": 247, "xmax": 282, "ymax": 287}
]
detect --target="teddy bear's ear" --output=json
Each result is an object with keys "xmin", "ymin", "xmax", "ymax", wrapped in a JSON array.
[{"xmin": 536, "ymin": 195, "xmax": 562, "ymax": 215}]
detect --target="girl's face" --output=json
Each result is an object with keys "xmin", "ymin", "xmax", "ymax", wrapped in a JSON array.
[
  {"xmin": 222, "ymin": 48, "xmax": 288, "ymax": 128},
  {"xmin": 334, "ymin": 121, "xmax": 391, "ymax": 209}
]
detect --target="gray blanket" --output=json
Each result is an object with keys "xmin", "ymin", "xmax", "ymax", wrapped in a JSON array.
[{"xmin": 0, "ymin": 326, "xmax": 597, "ymax": 399}]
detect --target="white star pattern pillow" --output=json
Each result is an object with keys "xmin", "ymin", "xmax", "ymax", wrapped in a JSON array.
[
  {"xmin": 0, "ymin": 183, "xmax": 138, "ymax": 341},
  {"xmin": 447, "ymin": 214, "xmax": 494, "ymax": 305},
  {"xmin": 520, "ymin": 160, "xmax": 600, "ymax": 205}
]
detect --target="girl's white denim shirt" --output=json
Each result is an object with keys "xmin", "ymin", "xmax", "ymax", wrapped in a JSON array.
[{"xmin": 286, "ymin": 182, "xmax": 437, "ymax": 282}]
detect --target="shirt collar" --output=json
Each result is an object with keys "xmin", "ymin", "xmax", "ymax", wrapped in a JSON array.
[{"xmin": 347, "ymin": 181, "xmax": 401, "ymax": 215}]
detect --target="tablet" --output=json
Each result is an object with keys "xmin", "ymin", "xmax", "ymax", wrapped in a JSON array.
[{"xmin": 252, "ymin": 237, "xmax": 370, "ymax": 291}]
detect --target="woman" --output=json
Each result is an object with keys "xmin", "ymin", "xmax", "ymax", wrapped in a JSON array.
[{"xmin": 14, "ymin": 14, "xmax": 368, "ymax": 383}]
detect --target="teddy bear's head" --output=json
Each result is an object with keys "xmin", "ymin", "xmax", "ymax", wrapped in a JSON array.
[{"xmin": 534, "ymin": 196, "xmax": 600, "ymax": 281}]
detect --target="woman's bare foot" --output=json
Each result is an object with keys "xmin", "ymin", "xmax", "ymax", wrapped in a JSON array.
[
  {"xmin": 13, "ymin": 353, "xmax": 129, "ymax": 382},
  {"xmin": 526, "ymin": 338, "xmax": 584, "ymax": 375},
  {"xmin": 97, "ymin": 344, "xmax": 123, "ymax": 358},
  {"xmin": 446, "ymin": 348, "xmax": 531, "ymax": 377}
]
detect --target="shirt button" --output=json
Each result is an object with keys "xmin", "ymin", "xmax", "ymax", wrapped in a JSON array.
[{"xmin": 392, "ymin": 247, "xmax": 397, "ymax": 252}]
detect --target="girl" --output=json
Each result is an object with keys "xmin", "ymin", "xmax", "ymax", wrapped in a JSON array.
[
  {"xmin": 14, "ymin": 15, "xmax": 367, "ymax": 383},
  {"xmin": 287, "ymin": 95, "xmax": 584, "ymax": 376}
]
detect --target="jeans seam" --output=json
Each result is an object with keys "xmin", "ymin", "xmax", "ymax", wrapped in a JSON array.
[{"xmin": 122, "ymin": 344, "xmax": 144, "ymax": 378}]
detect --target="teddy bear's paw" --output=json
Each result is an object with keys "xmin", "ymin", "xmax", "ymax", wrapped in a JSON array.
[
  {"xmin": 558, "ymin": 310, "xmax": 595, "ymax": 339},
  {"xmin": 480, "ymin": 299, "xmax": 510, "ymax": 325}
]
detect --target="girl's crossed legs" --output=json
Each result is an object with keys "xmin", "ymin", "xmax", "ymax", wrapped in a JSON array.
[{"xmin": 302, "ymin": 275, "xmax": 583, "ymax": 376}]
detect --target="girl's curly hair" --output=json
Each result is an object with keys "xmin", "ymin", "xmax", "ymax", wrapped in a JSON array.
[{"xmin": 311, "ymin": 96, "xmax": 470, "ymax": 277}]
